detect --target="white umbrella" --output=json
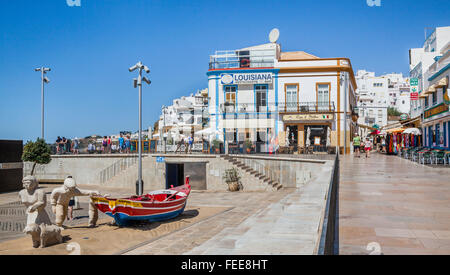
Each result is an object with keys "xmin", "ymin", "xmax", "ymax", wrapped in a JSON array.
[
  {"xmin": 326, "ymin": 127, "xmax": 331, "ymax": 147},
  {"xmin": 306, "ymin": 127, "xmax": 311, "ymax": 147},
  {"xmin": 285, "ymin": 127, "xmax": 290, "ymax": 146},
  {"xmin": 403, "ymin": 128, "xmax": 421, "ymax": 135}
]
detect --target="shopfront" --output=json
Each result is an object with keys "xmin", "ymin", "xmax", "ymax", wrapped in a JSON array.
[
  {"xmin": 282, "ymin": 113, "xmax": 334, "ymax": 152},
  {"xmin": 422, "ymin": 103, "xmax": 450, "ymax": 149}
]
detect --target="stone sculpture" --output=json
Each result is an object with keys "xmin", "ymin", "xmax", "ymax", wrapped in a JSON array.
[
  {"xmin": 19, "ymin": 176, "xmax": 61, "ymax": 248},
  {"xmin": 50, "ymin": 177, "xmax": 100, "ymax": 227},
  {"xmin": 26, "ymin": 223, "xmax": 63, "ymax": 248}
]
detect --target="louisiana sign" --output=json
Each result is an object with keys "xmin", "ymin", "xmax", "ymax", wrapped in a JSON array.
[{"xmin": 220, "ymin": 72, "xmax": 273, "ymax": 85}]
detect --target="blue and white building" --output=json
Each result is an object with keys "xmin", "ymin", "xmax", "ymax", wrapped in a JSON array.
[{"xmin": 207, "ymin": 33, "xmax": 358, "ymax": 153}]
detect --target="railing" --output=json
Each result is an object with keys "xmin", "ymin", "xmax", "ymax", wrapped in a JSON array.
[
  {"xmin": 99, "ymin": 155, "xmax": 139, "ymax": 184},
  {"xmin": 209, "ymin": 49, "xmax": 276, "ymax": 70},
  {"xmin": 218, "ymin": 102, "xmax": 336, "ymax": 115},
  {"xmin": 318, "ymin": 151, "xmax": 339, "ymax": 255}
]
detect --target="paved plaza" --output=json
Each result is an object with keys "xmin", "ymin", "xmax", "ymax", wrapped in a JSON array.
[
  {"xmin": 340, "ymin": 153, "xmax": 450, "ymax": 255},
  {"xmin": 2, "ymin": 152, "xmax": 450, "ymax": 255}
]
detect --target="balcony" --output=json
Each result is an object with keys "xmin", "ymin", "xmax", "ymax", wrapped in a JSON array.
[
  {"xmin": 279, "ymin": 102, "xmax": 336, "ymax": 113},
  {"xmin": 218, "ymin": 102, "xmax": 336, "ymax": 116},
  {"xmin": 209, "ymin": 49, "xmax": 276, "ymax": 70}
]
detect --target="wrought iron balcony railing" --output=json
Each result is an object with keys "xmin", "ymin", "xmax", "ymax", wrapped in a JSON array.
[{"xmin": 218, "ymin": 101, "xmax": 336, "ymax": 116}]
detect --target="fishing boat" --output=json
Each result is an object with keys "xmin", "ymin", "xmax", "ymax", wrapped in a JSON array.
[{"xmin": 92, "ymin": 181, "xmax": 191, "ymax": 226}]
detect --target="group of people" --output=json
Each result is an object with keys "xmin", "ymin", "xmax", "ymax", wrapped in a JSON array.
[
  {"xmin": 352, "ymin": 133, "xmax": 373, "ymax": 158},
  {"xmin": 174, "ymin": 136, "xmax": 194, "ymax": 154},
  {"xmin": 55, "ymin": 136, "xmax": 79, "ymax": 155},
  {"xmin": 87, "ymin": 134, "xmax": 132, "ymax": 154}
]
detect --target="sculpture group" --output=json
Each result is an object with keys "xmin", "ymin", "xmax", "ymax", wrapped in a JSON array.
[{"xmin": 19, "ymin": 175, "xmax": 101, "ymax": 248}]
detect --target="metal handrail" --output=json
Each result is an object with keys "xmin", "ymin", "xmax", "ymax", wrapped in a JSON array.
[
  {"xmin": 318, "ymin": 150, "xmax": 339, "ymax": 255},
  {"xmin": 99, "ymin": 156, "xmax": 139, "ymax": 184}
]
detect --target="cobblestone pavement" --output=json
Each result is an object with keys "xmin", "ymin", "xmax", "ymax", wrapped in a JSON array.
[{"xmin": 340, "ymin": 153, "xmax": 450, "ymax": 255}]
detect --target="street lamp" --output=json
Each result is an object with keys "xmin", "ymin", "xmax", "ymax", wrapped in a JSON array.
[
  {"xmin": 129, "ymin": 61, "xmax": 151, "ymax": 196},
  {"xmin": 35, "ymin": 67, "xmax": 51, "ymax": 140}
]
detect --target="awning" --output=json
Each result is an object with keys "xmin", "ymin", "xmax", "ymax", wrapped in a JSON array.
[
  {"xmin": 424, "ymin": 84, "xmax": 436, "ymax": 95},
  {"xmin": 419, "ymin": 91, "xmax": 428, "ymax": 98},
  {"xmin": 435, "ymin": 77, "xmax": 448, "ymax": 88},
  {"xmin": 386, "ymin": 127, "xmax": 405, "ymax": 134}
]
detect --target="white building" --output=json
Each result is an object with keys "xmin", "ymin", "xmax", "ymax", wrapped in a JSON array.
[
  {"xmin": 410, "ymin": 26, "xmax": 450, "ymax": 120},
  {"xmin": 157, "ymin": 89, "xmax": 209, "ymax": 144},
  {"xmin": 356, "ymin": 70, "xmax": 411, "ymax": 129},
  {"xmin": 207, "ymin": 31, "xmax": 358, "ymax": 154},
  {"xmin": 421, "ymin": 41, "xmax": 450, "ymax": 149},
  {"xmin": 355, "ymin": 70, "xmax": 389, "ymax": 127}
]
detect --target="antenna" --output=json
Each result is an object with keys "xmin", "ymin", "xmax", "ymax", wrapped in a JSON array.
[{"xmin": 269, "ymin": 28, "xmax": 280, "ymax": 43}]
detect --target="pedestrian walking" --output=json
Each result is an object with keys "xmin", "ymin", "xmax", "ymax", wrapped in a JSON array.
[
  {"xmin": 71, "ymin": 137, "xmax": 79, "ymax": 155},
  {"xmin": 56, "ymin": 136, "xmax": 62, "ymax": 154},
  {"xmin": 188, "ymin": 135, "xmax": 194, "ymax": 154},
  {"xmin": 125, "ymin": 135, "xmax": 131, "ymax": 153},
  {"xmin": 353, "ymin": 133, "xmax": 361, "ymax": 158},
  {"xmin": 107, "ymin": 136, "xmax": 112, "ymax": 154},
  {"xmin": 175, "ymin": 137, "xmax": 184, "ymax": 154},
  {"xmin": 118, "ymin": 134, "xmax": 124, "ymax": 153},
  {"xmin": 102, "ymin": 136, "xmax": 108, "ymax": 154},
  {"xmin": 364, "ymin": 137, "xmax": 372, "ymax": 158},
  {"xmin": 62, "ymin": 137, "xmax": 68, "ymax": 154}
]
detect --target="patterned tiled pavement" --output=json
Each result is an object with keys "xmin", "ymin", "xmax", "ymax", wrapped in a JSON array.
[{"xmin": 339, "ymin": 153, "xmax": 450, "ymax": 255}]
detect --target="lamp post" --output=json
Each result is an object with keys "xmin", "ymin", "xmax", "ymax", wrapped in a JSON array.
[
  {"xmin": 35, "ymin": 67, "xmax": 51, "ymax": 140},
  {"xmin": 129, "ymin": 61, "xmax": 151, "ymax": 196}
]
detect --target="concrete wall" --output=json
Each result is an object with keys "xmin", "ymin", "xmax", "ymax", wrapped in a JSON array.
[{"xmin": 23, "ymin": 154, "xmax": 334, "ymax": 194}]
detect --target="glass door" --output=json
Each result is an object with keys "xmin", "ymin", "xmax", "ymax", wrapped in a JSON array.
[
  {"xmin": 317, "ymin": 84, "xmax": 330, "ymax": 111},
  {"xmin": 255, "ymin": 85, "xmax": 267, "ymax": 113},
  {"xmin": 286, "ymin": 85, "xmax": 298, "ymax": 112}
]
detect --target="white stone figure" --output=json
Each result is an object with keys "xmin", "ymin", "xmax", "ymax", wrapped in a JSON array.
[
  {"xmin": 50, "ymin": 177, "xmax": 100, "ymax": 227},
  {"xmin": 26, "ymin": 223, "xmax": 63, "ymax": 248},
  {"xmin": 19, "ymin": 176, "xmax": 54, "ymax": 248}
]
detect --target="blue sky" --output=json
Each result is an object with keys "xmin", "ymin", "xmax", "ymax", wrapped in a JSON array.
[{"xmin": 0, "ymin": 0, "xmax": 449, "ymax": 143}]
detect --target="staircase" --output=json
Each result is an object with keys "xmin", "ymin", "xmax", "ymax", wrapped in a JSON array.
[
  {"xmin": 98, "ymin": 156, "xmax": 140, "ymax": 184},
  {"xmin": 222, "ymin": 155, "xmax": 282, "ymax": 191}
]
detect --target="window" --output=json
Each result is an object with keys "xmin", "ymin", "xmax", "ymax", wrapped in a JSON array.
[
  {"xmin": 425, "ymin": 97, "xmax": 429, "ymax": 108},
  {"xmin": 255, "ymin": 85, "xmax": 267, "ymax": 112},
  {"xmin": 225, "ymin": 86, "xmax": 236, "ymax": 104},
  {"xmin": 378, "ymin": 109, "xmax": 382, "ymax": 118},
  {"xmin": 224, "ymin": 86, "xmax": 236, "ymax": 113},
  {"xmin": 432, "ymin": 92, "xmax": 437, "ymax": 105},
  {"xmin": 285, "ymin": 84, "xmax": 298, "ymax": 112},
  {"xmin": 317, "ymin": 84, "xmax": 330, "ymax": 111}
]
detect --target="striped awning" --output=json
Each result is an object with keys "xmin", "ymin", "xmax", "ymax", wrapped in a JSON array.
[
  {"xmin": 435, "ymin": 77, "xmax": 448, "ymax": 88},
  {"xmin": 424, "ymin": 84, "xmax": 436, "ymax": 95}
]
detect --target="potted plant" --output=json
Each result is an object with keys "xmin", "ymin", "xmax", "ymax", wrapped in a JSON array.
[
  {"xmin": 223, "ymin": 167, "xmax": 241, "ymax": 191},
  {"xmin": 212, "ymin": 139, "xmax": 221, "ymax": 154},
  {"xmin": 22, "ymin": 138, "xmax": 52, "ymax": 176},
  {"xmin": 244, "ymin": 139, "xmax": 252, "ymax": 154}
]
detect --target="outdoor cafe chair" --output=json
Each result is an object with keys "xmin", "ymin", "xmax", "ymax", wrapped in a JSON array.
[
  {"xmin": 432, "ymin": 150, "xmax": 446, "ymax": 165},
  {"xmin": 419, "ymin": 150, "xmax": 432, "ymax": 165}
]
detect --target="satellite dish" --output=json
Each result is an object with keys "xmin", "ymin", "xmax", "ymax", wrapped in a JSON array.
[{"xmin": 269, "ymin": 28, "xmax": 280, "ymax": 43}]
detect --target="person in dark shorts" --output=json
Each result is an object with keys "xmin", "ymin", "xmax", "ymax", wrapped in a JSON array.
[{"xmin": 353, "ymin": 133, "xmax": 361, "ymax": 158}]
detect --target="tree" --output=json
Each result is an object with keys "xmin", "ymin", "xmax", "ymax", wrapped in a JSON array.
[
  {"xmin": 22, "ymin": 138, "xmax": 52, "ymax": 175},
  {"xmin": 387, "ymin": 107, "xmax": 401, "ymax": 117}
]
